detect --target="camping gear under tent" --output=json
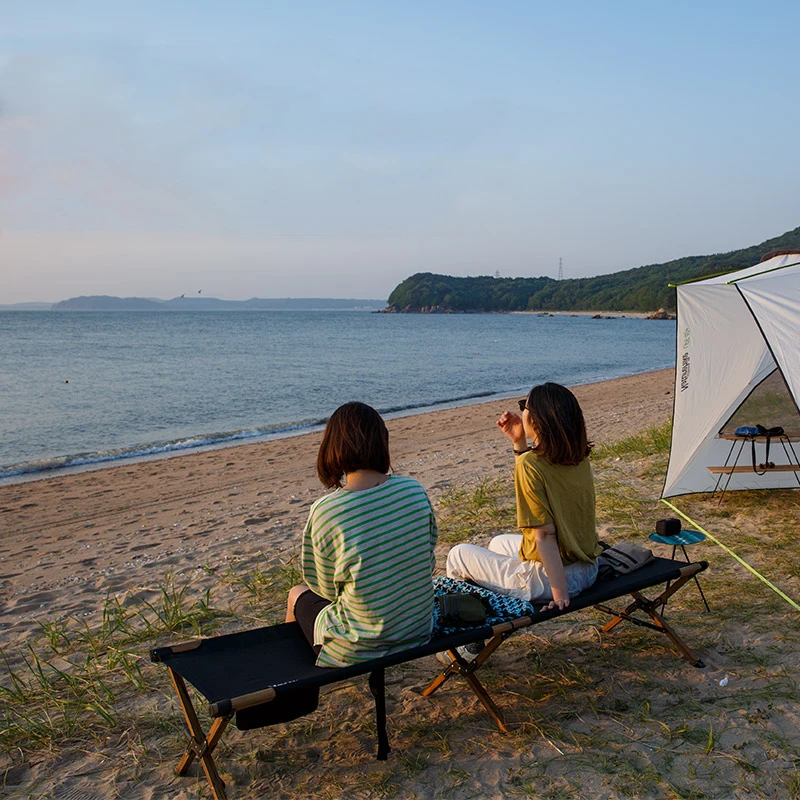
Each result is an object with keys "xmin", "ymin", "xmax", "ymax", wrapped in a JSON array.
[{"xmin": 662, "ymin": 250, "xmax": 800, "ymax": 497}]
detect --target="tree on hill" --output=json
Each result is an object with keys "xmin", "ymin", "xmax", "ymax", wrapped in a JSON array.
[{"xmin": 386, "ymin": 226, "xmax": 800, "ymax": 312}]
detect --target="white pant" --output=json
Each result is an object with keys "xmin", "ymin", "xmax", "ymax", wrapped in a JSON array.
[{"xmin": 446, "ymin": 534, "xmax": 598, "ymax": 603}]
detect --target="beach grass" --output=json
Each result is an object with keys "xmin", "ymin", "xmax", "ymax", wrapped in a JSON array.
[
  {"xmin": 435, "ymin": 476, "xmax": 515, "ymax": 545},
  {"xmin": 0, "ymin": 575, "xmax": 230, "ymax": 753},
  {"xmin": 2, "ymin": 422, "xmax": 800, "ymax": 798}
]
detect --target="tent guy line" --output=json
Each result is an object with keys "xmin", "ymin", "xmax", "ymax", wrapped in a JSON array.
[{"xmin": 660, "ymin": 499, "xmax": 800, "ymax": 613}]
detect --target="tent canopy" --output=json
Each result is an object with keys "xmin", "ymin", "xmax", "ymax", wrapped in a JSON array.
[{"xmin": 662, "ymin": 251, "xmax": 800, "ymax": 497}]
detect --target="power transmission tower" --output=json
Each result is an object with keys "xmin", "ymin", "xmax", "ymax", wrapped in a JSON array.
[{"xmin": 558, "ymin": 257, "xmax": 564, "ymax": 281}]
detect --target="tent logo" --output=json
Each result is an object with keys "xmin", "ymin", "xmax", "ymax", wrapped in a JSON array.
[
  {"xmin": 680, "ymin": 328, "xmax": 691, "ymax": 392},
  {"xmin": 680, "ymin": 352, "xmax": 690, "ymax": 391}
]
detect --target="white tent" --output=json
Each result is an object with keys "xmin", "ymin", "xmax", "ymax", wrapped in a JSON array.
[{"xmin": 662, "ymin": 250, "xmax": 800, "ymax": 497}]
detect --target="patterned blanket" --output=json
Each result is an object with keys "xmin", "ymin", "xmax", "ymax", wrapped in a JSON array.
[{"xmin": 432, "ymin": 576, "xmax": 536, "ymax": 636}]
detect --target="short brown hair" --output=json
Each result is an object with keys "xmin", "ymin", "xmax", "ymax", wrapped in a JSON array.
[
  {"xmin": 525, "ymin": 383, "xmax": 592, "ymax": 466},
  {"xmin": 316, "ymin": 402, "xmax": 391, "ymax": 488}
]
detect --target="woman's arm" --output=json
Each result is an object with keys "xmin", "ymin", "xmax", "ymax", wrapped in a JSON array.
[{"xmin": 532, "ymin": 523, "xmax": 570, "ymax": 610}]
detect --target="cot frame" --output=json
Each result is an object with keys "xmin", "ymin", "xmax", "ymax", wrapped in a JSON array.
[{"xmin": 151, "ymin": 559, "xmax": 708, "ymax": 800}]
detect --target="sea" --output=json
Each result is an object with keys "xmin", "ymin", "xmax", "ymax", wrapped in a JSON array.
[{"xmin": 0, "ymin": 310, "xmax": 676, "ymax": 482}]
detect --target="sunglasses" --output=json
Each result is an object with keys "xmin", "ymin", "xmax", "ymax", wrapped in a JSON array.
[{"xmin": 517, "ymin": 399, "xmax": 528, "ymax": 413}]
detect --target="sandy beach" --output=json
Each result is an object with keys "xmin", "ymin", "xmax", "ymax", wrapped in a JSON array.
[
  {"xmin": 3, "ymin": 366, "xmax": 799, "ymax": 799},
  {"xmin": 0, "ymin": 369, "xmax": 674, "ymax": 629}
]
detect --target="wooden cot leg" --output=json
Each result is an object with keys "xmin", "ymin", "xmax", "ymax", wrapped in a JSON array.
[
  {"xmin": 422, "ymin": 633, "xmax": 501, "ymax": 698},
  {"xmin": 463, "ymin": 672, "xmax": 509, "ymax": 733},
  {"xmin": 598, "ymin": 595, "xmax": 640, "ymax": 634},
  {"xmin": 421, "ymin": 659, "xmax": 459, "ymax": 697},
  {"xmin": 641, "ymin": 600, "xmax": 705, "ymax": 667},
  {"xmin": 597, "ymin": 581, "xmax": 705, "ymax": 668},
  {"xmin": 422, "ymin": 635, "xmax": 509, "ymax": 732},
  {"xmin": 169, "ymin": 668, "xmax": 231, "ymax": 800},
  {"xmin": 599, "ymin": 568, "xmax": 698, "ymax": 635}
]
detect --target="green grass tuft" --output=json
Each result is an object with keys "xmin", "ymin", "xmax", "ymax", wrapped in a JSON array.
[
  {"xmin": 593, "ymin": 420, "xmax": 673, "ymax": 460},
  {"xmin": 436, "ymin": 476, "xmax": 516, "ymax": 544},
  {"xmin": 0, "ymin": 575, "xmax": 230, "ymax": 752}
]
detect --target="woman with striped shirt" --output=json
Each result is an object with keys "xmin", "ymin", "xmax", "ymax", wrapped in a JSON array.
[{"xmin": 286, "ymin": 402, "xmax": 438, "ymax": 668}]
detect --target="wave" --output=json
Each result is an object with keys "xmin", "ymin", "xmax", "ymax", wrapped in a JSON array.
[
  {"xmin": 377, "ymin": 389, "xmax": 498, "ymax": 415},
  {"xmin": 0, "ymin": 419, "xmax": 328, "ymax": 481},
  {"xmin": 0, "ymin": 388, "xmax": 512, "ymax": 481}
]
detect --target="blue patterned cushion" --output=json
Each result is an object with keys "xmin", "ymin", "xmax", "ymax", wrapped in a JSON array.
[{"xmin": 432, "ymin": 576, "xmax": 535, "ymax": 636}]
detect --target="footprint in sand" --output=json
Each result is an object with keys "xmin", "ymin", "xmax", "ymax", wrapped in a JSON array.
[
  {"xmin": 0, "ymin": 762, "xmax": 30, "ymax": 787},
  {"xmin": 243, "ymin": 516, "xmax": 273, "ymax": 526},
  {"xmin": 11, "ymin": 590, "xmax": 58, "ymax": 612}
]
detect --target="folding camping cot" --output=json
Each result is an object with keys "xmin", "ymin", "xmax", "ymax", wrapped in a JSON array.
[{"xmin": 151, "ymin": 556, "xmax": 708, "ymax": 800}]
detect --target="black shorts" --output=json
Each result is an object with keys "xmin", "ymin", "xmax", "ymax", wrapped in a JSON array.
[{"xmin": 294, "ymin": 589, "xmax": 330, "ymax": 655}]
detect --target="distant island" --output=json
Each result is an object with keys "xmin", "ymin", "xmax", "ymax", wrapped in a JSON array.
[
  {"xmin": 0, "ymin": 297, "xmax": 387, "ymax": 312},
  {"xmin": 383, "ymin": 225, "xmax": 800, "ymax": 313}
]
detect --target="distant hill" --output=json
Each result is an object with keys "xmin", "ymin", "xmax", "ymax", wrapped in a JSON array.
[
  {"xmin": 48, "ymin": 296, "xmax": 386, "ymax": 311},
  {"xmin": 385, "ymin": 225, "xmax": 800, "ymax": 313}
]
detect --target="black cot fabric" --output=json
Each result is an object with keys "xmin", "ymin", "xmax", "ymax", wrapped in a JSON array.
[
  {"xmin": 153, "ymin": 623, "xmax": 321, "ymax": 704},
  {"xmin": 152, "ymin": 620, "xmax": 498, "ymax": 703},
  {"xmin": 151, "ymin": 557, "xmax": 706, "ymax": 713}
]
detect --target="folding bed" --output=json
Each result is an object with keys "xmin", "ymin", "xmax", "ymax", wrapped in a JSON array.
[{"xmin": 151, "ymin": 556, "xmax": 708, "ymax": 800}]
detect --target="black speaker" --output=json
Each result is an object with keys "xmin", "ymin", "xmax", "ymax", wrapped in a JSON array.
[{"xmin": 656, "ymin": 518, "xmax": 681, "ymax": 537}]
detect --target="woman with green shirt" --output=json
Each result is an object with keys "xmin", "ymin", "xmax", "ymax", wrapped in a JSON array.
[
  {"xmin": 446, "ymin": 382, "xmax": 602, "ymax": 611},
  {"xmin": 286, "ymin": 402, "xmax": 438, "ymax": 668}
]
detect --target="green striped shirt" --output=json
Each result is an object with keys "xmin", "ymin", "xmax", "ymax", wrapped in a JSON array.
[{"xmin": 302, "ymin": 474, "xmax": 437, "ymax": 667}]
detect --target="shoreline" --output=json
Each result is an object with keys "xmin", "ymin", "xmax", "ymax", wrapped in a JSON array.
[
  {"xmin": 510, "ymin": 309, "xmax": 655, "ymax": 318},
  {"xmin": 1, "ymin": 364, "xmax": 674, "ymax": 487}
]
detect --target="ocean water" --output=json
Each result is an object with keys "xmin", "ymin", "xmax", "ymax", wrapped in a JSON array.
[{"xmin": 0, "ymin": 310, "xmax": 676, "ymax": 480}]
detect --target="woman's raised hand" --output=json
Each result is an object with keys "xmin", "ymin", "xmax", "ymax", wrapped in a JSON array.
[{"xmin": 497, "ymin": 411, "xmax": 525, "ymax": 444}]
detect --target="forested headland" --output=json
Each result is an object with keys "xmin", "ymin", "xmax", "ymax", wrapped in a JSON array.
[{"xmin": 385, "ymin": 225, "xmax": 800, "ymax": 313}]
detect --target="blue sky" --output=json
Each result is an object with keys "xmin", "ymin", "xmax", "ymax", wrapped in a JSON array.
[{"xmin": 1, "ymin": 1, "xmax": 799, "ymax": 302}]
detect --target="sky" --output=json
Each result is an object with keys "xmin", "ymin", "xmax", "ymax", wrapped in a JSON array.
[{"xmin": 1, "ymin": 1, "xmax": 799, "ymax": 303}]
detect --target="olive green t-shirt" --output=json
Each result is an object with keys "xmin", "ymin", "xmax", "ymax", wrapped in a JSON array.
[{"xmin": 514, "ymin": 451, "xmax": 601, "ymax": 564}]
